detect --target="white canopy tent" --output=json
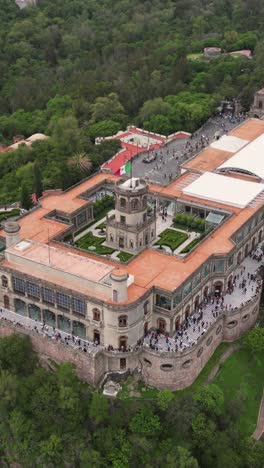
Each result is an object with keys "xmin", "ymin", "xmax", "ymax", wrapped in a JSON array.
[
  {"xmin": 183, "ymin": 172, "xmax": 264, "ymax": 208},
  {"xmin": 217, "ymin": 133, "xmax": 264, "ymax": 180}
]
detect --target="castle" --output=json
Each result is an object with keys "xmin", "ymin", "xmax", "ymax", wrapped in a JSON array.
[{"xmin": 0, "ymin": 117, "xmax": 264, "ymax": 390}]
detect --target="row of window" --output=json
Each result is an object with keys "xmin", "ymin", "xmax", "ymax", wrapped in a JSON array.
[
  {"xmin": 156, "ymin": 258, "xmax": 225, "ymax": 310},
  {"xmin": 233, "ymin": 209, "xmax": 264, "ymax": 245},
  {"xmin": 12, "ymin": 277, "xmax": 86, "ymax": 315}
]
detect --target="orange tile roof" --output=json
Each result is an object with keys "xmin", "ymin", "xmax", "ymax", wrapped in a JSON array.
[
  {"xmin": 183, "ymin": 147, "xmax": 233, "ymax": 172},
  {"xmin": 1, "ymin": 120, "xmax": 263, "ymax": 304}
]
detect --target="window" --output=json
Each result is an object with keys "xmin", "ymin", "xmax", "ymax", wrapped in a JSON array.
[
  {"xmin": 131, "ymin": 198, "xmax": 138, "ymax": 210},
  {"xmin": 206, "ymin": 336, "xmax": 213, "ymax": 346},
  {"xmin": 160, "ymin": 364, "xmax": 173, "ymax": 371},
  {"xmin": 76, "ymin": 211, "xmax": 87, "ymax": 226},
  {"xmin": 72, "ymin": 297, "xmax": 86, "ymax": 315},
  {"xmin": 118, "ymin": 315, "xmax": 127, "ymax": 327},
  {"xmin": 120, "ymin": 215, "xmax": 126, "ymax": 224},
  {"xmin": 182, "ymin": 360, "xmax": 192, "ymax": 368},
  {"xmin": 213, "ymin": 259, "xmax": 225, "ymax": 273},
  {"xmin": 113, "ymin": 290, "xmax": 118, "ymax": 302},
  {"xmin": 1, "ymin": 276, "xmax": 8, "ymax": 288},
  {"xmin": 156, "ymin": 294, "xmax": 171, "ymax": 310},
  {"xmin": 27, "ymin": 281, "xmax": 40, "ymax": 299},
  {"xmin": 144, "ymin": 301, "xmax": 150, "ymax": 315},
  {"xmin": 42, "ymin": 287, "xmax": 55, "ymax": 304},
  {"xmin": 93, "ymin": 309, "xmax": 100, "ymax": 321},
  {"xmin": 119, "ymin": 336, "xmax": 127, "ymax": 349},
  {"xmin": 13, "ymin": 277, "xmax": 25, "ymax": 294},
  {"xmin": 183, "ymin": 281, "xmax": 192, "ymax": 298},
  {"xmin": 228, "ymin": 255, "xmax": 234, "ymax": 267},
  {"xmin": 227, "ymin": 320, "xmax": 238, "ymax": 328},
  {"xmin": 120, "ymin": 358, "xmax": 126, "ymax": 370},
  {"xmin": 192, "ymin": 272, "xmax": 201, "ymax": 289},
  {"xmin": 120, "ymin": 198, "xmax": 126, "ymax": 208},
  {"xmin": 173, "ymin": 291, "xmax": 182, "ymax": 308},
  {"xmin": 56, "ymin": 292, "xmax": 70, "ymax": 310},
  {"xmin": 202, "ymin": 263, "xmax": 210, "ymax": 278}
]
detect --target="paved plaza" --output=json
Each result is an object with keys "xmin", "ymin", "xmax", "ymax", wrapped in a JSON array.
[
  {"xmin": 144, "ymin": 253, "xmax": 262, "ymax": 353},
  {"xmin": 132, "ymin": 115, "xmax": 246, "ymax": 185}
]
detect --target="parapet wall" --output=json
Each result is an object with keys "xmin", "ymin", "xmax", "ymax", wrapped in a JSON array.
[
  {"xmin": 0, "ymin": 292, "xmax": 260, "ymax": 391},
  {"xmin": 140, "ymin": 293, "xmax": 260, "ymax": 390}
]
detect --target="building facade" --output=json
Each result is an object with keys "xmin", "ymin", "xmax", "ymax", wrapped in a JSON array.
[{"xmin": 0, "ymin": 118, "xmax": 264, "ymax": 390}]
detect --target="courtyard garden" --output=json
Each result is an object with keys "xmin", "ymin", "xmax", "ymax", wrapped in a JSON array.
[
  {"xmin": 173, "ymin": 214, "xmax": 208, "ymax": 233},
  {"xmin": 117, "ymin": 251, "xmax": 134, "ymax": 262},
  {"xmin": 155, "ymin": 228, "xmax": 188, "ymax": 252},
  {"xmin": 76, "ymin": 232, "xmax": 115, "ymax": 255},
  {"xmin": 180, "ymin": 238, "xmax": 200, "ymax": 254}
]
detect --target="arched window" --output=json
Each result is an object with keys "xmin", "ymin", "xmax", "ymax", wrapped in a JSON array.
[
  {"xmin": 119, "ymin": 336, "xmax": 127, "ymax": 349},
  {"xmin": 144, "ymin": 301, "xmax": 150, "ymax": 315},
  {"xmin": 131, "ymin": 198, "xmax": 139, "ymax": 210},
  {"xmin": 93, "ymin": 308, "xmax": 100, "ymax": 321},
  {"xmin": 120, "ymin": 197, "xmax": 126, "ymax": 208},
  {"xmin": 1, "ymin": 276, "xmax": 8, "ymax": 288},
  {"xmin": 157, "ymin": 318, "xmax": 166, "ymax": 333},
  {"xmin": 118, "ymin": 315, "xmax": 127, "ymax": 327},
  {"xmin": 3, "ymin": 295, "xmax": 9, "ymax": 309}
]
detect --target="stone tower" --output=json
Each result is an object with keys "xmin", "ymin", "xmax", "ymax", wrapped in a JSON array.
[
  {"xmin": 250, "ymin": 89, "xmax": 264, "ymax": 119},
  {"xmin": 106, "ymin": 178, "xmax": 156, "ymax": 253}
]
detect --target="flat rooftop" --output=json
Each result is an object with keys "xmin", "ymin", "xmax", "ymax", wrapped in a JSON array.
[
  {"xmin": 183, "ymin": 172, "xmax": 264, "ymax": 208},
  {"xmin": 218, "ymin": 133, "xmax": 264, "ymax": 180},
  {"xmin": 7, "ymin": 240, "xmax": 115, "ymax": 282}
]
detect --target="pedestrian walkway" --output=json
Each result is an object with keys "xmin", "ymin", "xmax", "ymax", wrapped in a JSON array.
[
  {"xmin": 0, "ymin": 308, "xmax": 102, "ymax": 354},
  {"xmin": 144, "ymin": 254, "xmax": 262, "ymax": 353}
]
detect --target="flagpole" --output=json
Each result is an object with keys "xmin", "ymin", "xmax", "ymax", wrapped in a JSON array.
[{"xmin": 130, "ymin": 148, "xmax": 133, "ymax": 188}]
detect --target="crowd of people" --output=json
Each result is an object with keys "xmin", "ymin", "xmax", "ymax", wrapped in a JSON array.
[
  {"xmin": 137, "ymin": 112, "xmax": 249, "ymax": 185},
  {"xmin": 144, "ymin": 253, "xmax": 262, "ymax": 354}
]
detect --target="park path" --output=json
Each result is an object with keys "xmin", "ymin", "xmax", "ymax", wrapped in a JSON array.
[{"xmin": 252, "ymin": 390, "xmax": 264, "ymax": 440}]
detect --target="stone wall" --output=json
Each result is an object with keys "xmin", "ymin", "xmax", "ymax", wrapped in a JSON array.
[
  {"xmin": 0, "ymin": 321, "xmax": 105, "ymax": 386},
  {"xmin": 140, "ymin": 293, "xmax": 260, "ymax": 390},
  {"xmin": 0, "ymin": 292, "xmax": 260, "ymax": 391}
]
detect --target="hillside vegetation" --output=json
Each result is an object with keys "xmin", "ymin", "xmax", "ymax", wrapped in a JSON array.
[{"xmin": 0, "ymin": 0, "xmax": 264, "ymax": 204}]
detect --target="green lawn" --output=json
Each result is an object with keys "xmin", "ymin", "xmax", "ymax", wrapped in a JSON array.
[
  {"xmin": 117, "ymin": 251, "xmax": 134, "ymax": 262},
  {"xmin": 215, "ymin": 348, "xmax": 264, "ymax": 436},
  {"xmin": 180, "ymin": 238, "xmax": 200, "ymax": 254},
  {"xmin": 155, "ymin": 228, "xmax": 188, "ymax": 252},
  {"xmin": 76, "ymin": 232, "xmax": 115, "ymax": 255}
]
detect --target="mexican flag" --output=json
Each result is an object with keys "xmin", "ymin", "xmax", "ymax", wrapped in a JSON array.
[{"xmin": 116, "ymin": 160, "xmax": 131, "ymax": 176}]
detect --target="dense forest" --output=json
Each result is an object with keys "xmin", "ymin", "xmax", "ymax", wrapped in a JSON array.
[
  {"xmin": 1, "ymin": 0, "xmax": 264, "ymax": 203},
  {"xmin": 0, "ymin": 333, "xmax": 263, "ymax": 467}
]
